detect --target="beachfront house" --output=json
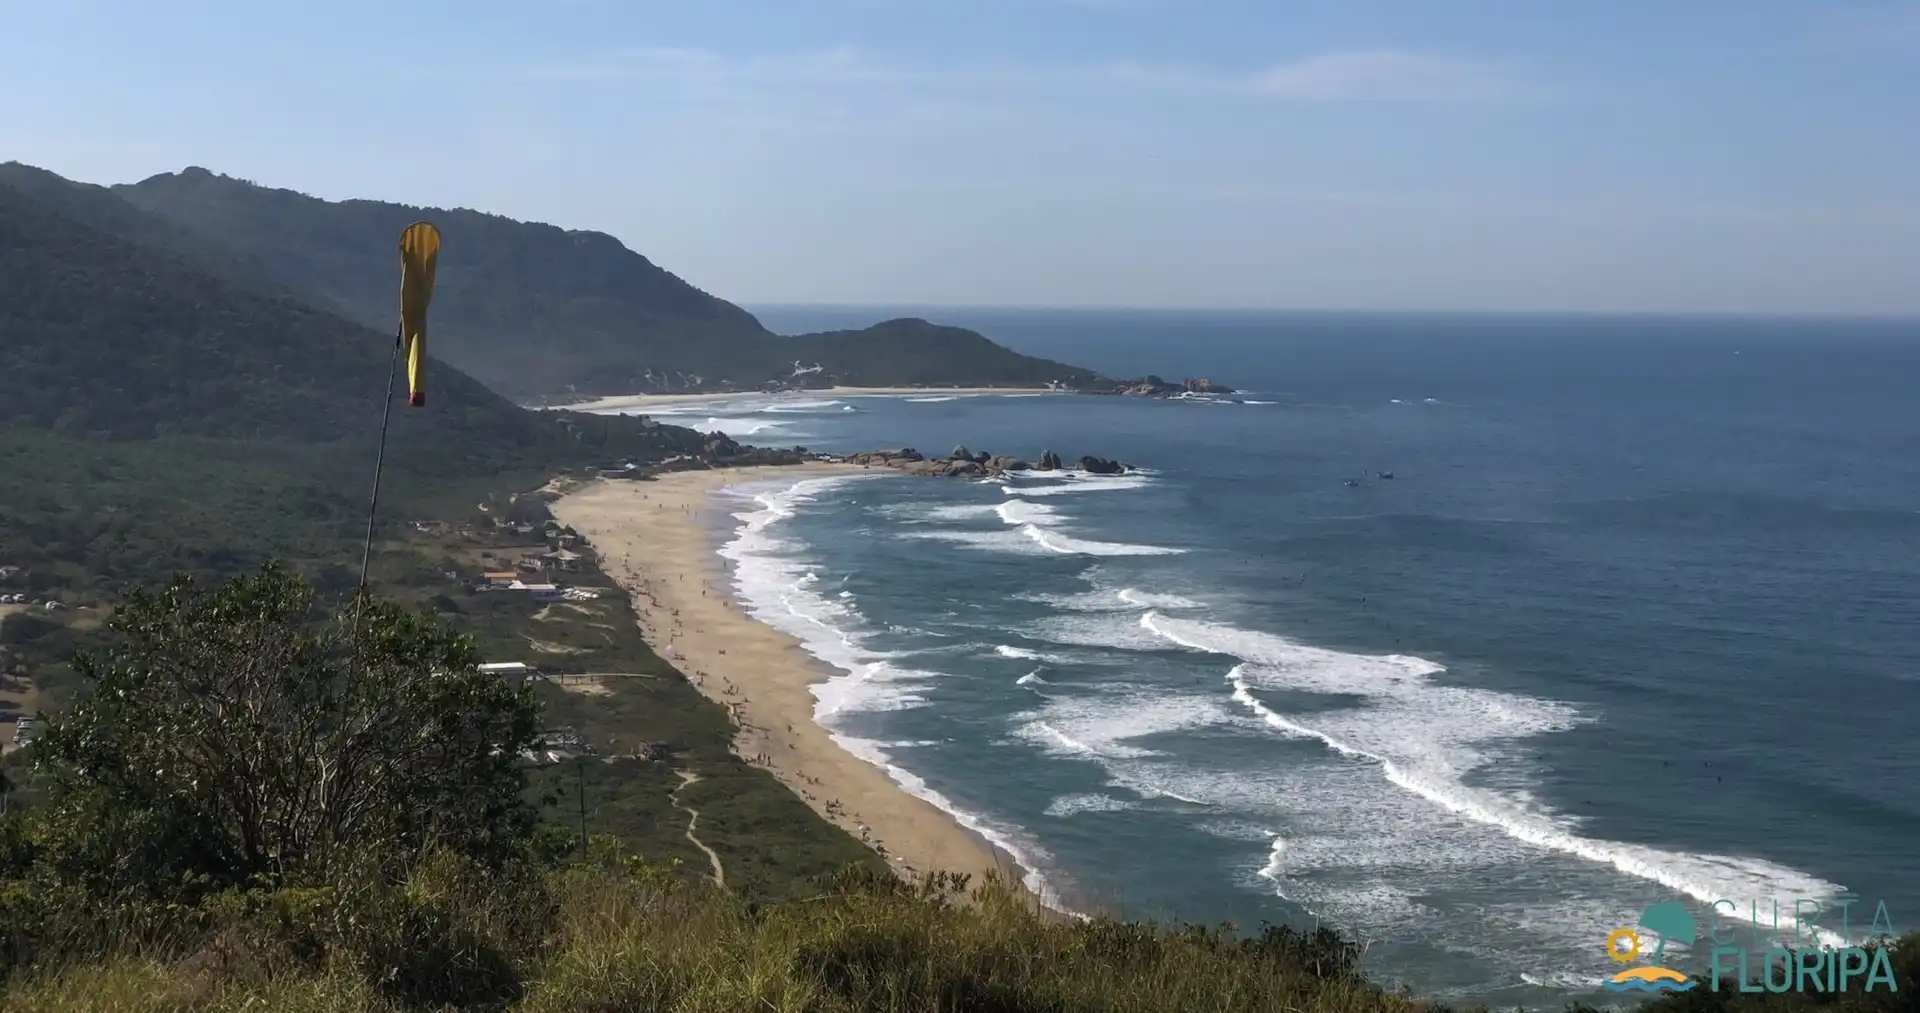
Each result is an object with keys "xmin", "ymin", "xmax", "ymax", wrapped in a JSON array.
[
  {"xmin": 477, "ymin": 662, "xmax": 538, "ymax": 685},
  {"xmin": 543, "ymin": 548, "xmax": 583, "ymax": 572},
  {"xmin": 507, "ymin": 581, "xmax": 565, "ymax": 603},
  {"xmin": 481, "ymin": 571, "xmax": 518, "ymax": 589}
]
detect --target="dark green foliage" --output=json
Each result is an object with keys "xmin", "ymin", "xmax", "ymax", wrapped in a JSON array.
[
  {"xmin": 111, "ymin": 166, "xmax": 1107, "ymax": 397},
  {"xmin": 0, "ymin": 178, "xmax": 517, "ymax": 448},
  {"xmin": 21, "ymin": 566, "xmax": 540, "ymax": 902},
  {"xmin": 1632, "ymin": 937, "xmax": 1920, "ymax": 1013}
]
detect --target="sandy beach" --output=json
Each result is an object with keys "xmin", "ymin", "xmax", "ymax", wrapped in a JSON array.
[
  {"xmin": 556, "ymin": 386, "xmax": 1064, "ymax": 414},
  {"xmin": 552, "ymin": 465, "xmax": 1027, "ymax": 891}
]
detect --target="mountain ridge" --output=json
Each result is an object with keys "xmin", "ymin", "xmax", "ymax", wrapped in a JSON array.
[{"xmin": 111, "ymin": 167, "xmax": 1108, "ymax": 399}]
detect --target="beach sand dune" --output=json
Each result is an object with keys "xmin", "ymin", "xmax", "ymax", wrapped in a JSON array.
[
  {"xmin": 554, "ymin": 466, "xmax": 1023, "ymax": 890},
  {"xmin": 558, "ymin": 386, "xmax": 1062, "ymax": 413}
]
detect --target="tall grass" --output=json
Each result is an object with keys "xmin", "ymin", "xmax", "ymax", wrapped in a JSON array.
[{"xmin": 0, "ymin": 845, "xmax": 1422, "ymax": 1013}]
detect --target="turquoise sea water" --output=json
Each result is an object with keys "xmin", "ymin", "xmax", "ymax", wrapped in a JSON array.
[{"xmin": 595, "ymin": 309, "xmax": 1919, "ymax": 1004}]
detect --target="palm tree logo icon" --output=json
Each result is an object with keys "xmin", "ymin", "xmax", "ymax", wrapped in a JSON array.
[{"xmin": 1603, "ymin": 902, "xmax": 1698, "ymax": 993}]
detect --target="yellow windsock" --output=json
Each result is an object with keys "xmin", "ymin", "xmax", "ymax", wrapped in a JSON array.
[{"xmin": 397, "ymin": 221, "xmax": 442, "ymax": 406}]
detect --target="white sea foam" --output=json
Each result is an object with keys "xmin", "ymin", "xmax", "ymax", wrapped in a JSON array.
[
  {"xmin": 899, "ymin": 529, "xmax": 1039, "ymax": 553},
  {"xmin": 1017, "ymin": 571, "xmax": 1206, "ymax": 613},
  {"xmin": 715, "ymin": 472, "xmax": 1083, "ymax": 914},
  {"xmin": 1023, "ymin": 611, "xmax": 1173, "ymax": 652},
  {"xmin": 761, "ymin": 398, "xmax": 846, "ymax": 413},
  {"xmin": 995, "ymin": 645, "xmax": 1042, "ymax": 660},
  {"xmin": 1116, "ymin": 588, "xmax": 1204, "ymax": 610},
  {"xmin": 1046, "ymin": 793, "xmax": 1139, "ymax": 817},
  {"xmin": 1013, "ymin": 692, "xmax": 1234, "ymax": 761},
  {"xmin": 995, "ymin": 499, "xmax": 1060, "ymax": 527},
  {"xmin": 902, "ymin": 519, "xmax": 1183, "ymax": 557},
  {"xmin": 993, "ymin": 497, "xmax": 1183, "ymax": 556},
  {"xmin": 1138, "ymin": 612, "xmax": 1850, "ymax": 946},
  {"xmin": 697, "ymin": 416, "xmax": 791, "ymax": 436},
  {"xmin": 907, "ymin": 396, "xmax": 960, "ymax": 402},
  {"xmin": 831, "ymin": 734, "xmax": 1078, "ymax": 910},
  {"xmin": 1000, "ymin": 475, "xmax": 1153, "ymax": 497},
  {"xmin": 1016, "ymin": 669, "xmax": 1049, "ymax": 686},
  {"xmin": 1020, "ymin": 526, "xmax": 1185, "ymax": 556}
]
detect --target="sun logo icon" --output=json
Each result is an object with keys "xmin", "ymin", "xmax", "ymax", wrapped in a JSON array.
[
  {"xmin": 1602, "ymin": 903, "xmax": 1696, "ymax": 993},
  {"xmin": 1606, "ymin": 926, "xmax": 1644, "ymax": 964}
]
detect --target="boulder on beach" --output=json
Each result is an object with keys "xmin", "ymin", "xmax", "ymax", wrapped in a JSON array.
[
  {"xmin": 988, "ymin": 455, "xmax": 1030, "ymax": 473},
  {"xmin": 950, "ymin": 445, "xmax": 973, "ymax": 461}
]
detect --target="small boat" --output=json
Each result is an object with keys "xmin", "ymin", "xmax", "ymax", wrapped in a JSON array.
[
  {"xmin": 1343, "ymin": 479, "xmax": 1361, "ymax": 488},
  {"xmin": 1377, "ymin": 471, "xmax": 1394, "ymax": 479}
]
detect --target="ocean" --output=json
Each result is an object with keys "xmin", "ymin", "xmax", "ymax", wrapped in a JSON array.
[{"xmin": 595, "ymin": 308, "xmax": 1920, "ymax": 1004}]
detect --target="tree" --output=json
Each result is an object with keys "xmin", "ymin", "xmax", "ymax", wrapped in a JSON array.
[{"xmin": 25, "ymin": 564, "xmax": 539, "ymax": 900}]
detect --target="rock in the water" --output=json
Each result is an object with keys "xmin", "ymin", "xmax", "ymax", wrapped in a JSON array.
[
  {"xmin": 898, "ymin": 458, "xmax": 951, "ymax": 476},
  {"xmin": 847, "ymin": 448, "xmax": 925, "ymax": 467},
  {"xmin": 851, "ymin": 445, "xmax": 1119, "ymax": 480},
  {"xmin": 1093, "ymin": 375, "xmax": 1237, "ymax": 397},
  {"xmin": 951, "ymin": 444, "xmax": 973, "ymax": 461}
]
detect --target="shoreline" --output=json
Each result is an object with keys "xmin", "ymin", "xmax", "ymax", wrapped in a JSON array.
[
  {"xmin": 550, "ymin": 386, "xmax": 1066, "ymax": 413},
  {"xmin": 552, "ymin": 464, "xmax": 1039, "ymax": 899}
]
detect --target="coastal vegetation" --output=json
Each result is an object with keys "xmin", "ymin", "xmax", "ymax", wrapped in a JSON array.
[{"xmin": 3, "ymin": 567, "xmax": 1915, "ymax": 1011}]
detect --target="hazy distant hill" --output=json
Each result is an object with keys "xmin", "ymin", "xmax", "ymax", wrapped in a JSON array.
[
  {"xmin": 114, "ymin": 168, "xmax": 1107, "ymax": 399},
  {"xmin": 2, "ymin": 173, "xmax": 533, "ymax": 458}
]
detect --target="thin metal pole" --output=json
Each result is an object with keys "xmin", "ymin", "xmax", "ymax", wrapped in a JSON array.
[
  {"xmin": 576, "ymin": 754, "xmax": 588, "ymax": 850},
  {"xmin": 357, "ymin": 329, "xmax": 405, "ymax": 604}
]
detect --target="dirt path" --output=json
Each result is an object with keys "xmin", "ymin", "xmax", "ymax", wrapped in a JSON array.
[{"xmin": 671, "ymin": 770, "xmax": 726, "ymax": 887}]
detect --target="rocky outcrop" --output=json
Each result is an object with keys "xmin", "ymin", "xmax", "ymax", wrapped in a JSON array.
[
  {"xmin": 846, "ymin": 448, "xmax": 924, "ymax": 466},
  {"xmin": 841, "ymin": 446, "xmax": 1125, "ymax": 479},
  {"xmin": 1087, "ymin": 375, "xmax": 1236, "ymax": 397}
]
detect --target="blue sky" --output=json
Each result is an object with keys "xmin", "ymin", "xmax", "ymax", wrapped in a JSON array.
[{"xmin": 4, "ymin": 0, "xmax": 1918, "ymax": 313}]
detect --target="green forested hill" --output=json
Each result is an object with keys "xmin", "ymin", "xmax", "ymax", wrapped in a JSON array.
[
  {"xmin": 0, "ymin": 177, "xmax": 527, "ymax": 451},
  {"xmin": 113, "ymin": 167, "xmax": 1107, "ymax": 398},
  {"xmin": 0, "ymin": 175, "xmax": 711, "ymax": 593}
]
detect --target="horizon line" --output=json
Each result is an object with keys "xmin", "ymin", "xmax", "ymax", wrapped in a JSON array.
[{"xmin": 742, "ymin": 302, "xmax": 1920, "ymax": 323}]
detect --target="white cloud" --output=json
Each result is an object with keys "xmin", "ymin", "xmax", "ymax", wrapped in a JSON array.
[
  {"xmin": 1239, "ymin": 50, "xmax": 1507, "ymax": 102},
  {"xmin": 511, "ymin": 45, "xmax": 1516, "ymax": 104}
]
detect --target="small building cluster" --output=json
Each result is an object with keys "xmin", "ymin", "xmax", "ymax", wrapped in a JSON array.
[
  {"xmin": 0, "ymin": 595, "xmax": 67, "ymax": 609},
  {"xmin": 10, "ymin": 716, "xmax": 35, "ymax": 748},
  {"xmin": 522, "ymin": 726, "xmax": 590, "ymax": 765},
  {"xmin": 475, "ymin": 574, "xmax": 603, "ymax": 603}
]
